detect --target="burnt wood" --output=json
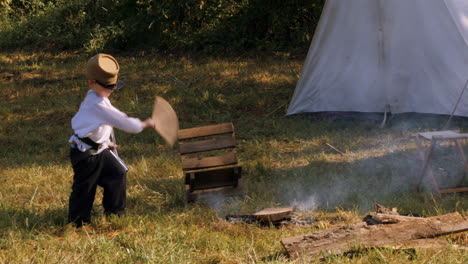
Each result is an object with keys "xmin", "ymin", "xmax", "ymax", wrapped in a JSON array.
[
  {"xmin": 179, "ymin": 136, "xmax": 236, "ymax": 154},
  {"xmin": 181, "ymin": 153, "xmax": 237, "ymax": 170},
  {"xmin": 178, "ymin": 123, "xmax": 234, "ymax": 140}
]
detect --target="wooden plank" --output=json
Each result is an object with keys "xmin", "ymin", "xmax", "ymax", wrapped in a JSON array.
[
  {"xmin": 440, "ymin": 187, "xmax": 468, "ymax": 194},
  {"xmin": 418, "ymin": 130, "xmax": 468, "ymax": 140},
  {"xmin": 186, "ymin": 166, "xmax": 241, "ymax": 191},
  {"xmin": 185, "ymin": 185, "xmax": 243, "ymax": 203},
  {"xmin": 184, "ymin": 164, "xmax": 242, "ymax": 182},
  {"xmin": 253, "ymin": 208, "xmax": 294, "ymax": 222},
  {"xmin": 433, "ymin": 134, "xmax": 468, "ymax": 140},
  {"xmin": 178, "ymin": 123, "xmax": 233, "ymax": 140},
  {"xmin": 179, "ymin": 136, "xmax": 236, "ymax": 154},
  {"xmin": 181, "ymin": 153, "xmax": 237, "ymax": 170},
  {"xmin": 281, "ymin": 212, "xmax": 468, "ymax": 260},
  {"xmin": 418, "ymin": 130, "xmax": 460, "ymax": 140}
]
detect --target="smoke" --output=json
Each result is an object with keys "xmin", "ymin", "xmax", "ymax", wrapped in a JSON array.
[
  {"xmin": 277, "ymin": 119, "xmax": 467, "ymax": 212},
  {"xmin": 196, "ymin": 192, "xmax": 241, "ymax": 217},
  {"xmin": 291, "ymin": 195, "xmax": 318, "ymax": 211},
  {"xmin": 193, "ymin": 117, "xmax": 467, "ymax": 215},
  {"xmin": 279, "ymin": 174, "xmax": 366, "ymax": 211}
]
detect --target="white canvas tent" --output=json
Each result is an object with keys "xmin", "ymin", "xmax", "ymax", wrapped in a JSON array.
[{"xmin": 287, "ymin": 0, "xmax": 468, "ymax": 117}]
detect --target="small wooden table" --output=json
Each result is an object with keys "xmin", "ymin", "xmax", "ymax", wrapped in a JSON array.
[{"xmin": 415, "ymin": 130, "xmax": 468, "ymax": 194}]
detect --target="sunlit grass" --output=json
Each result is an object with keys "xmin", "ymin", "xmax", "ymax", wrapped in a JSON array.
[{"xmin": 0, "ymin": 51, "xmax": 467, "ymax": 263}]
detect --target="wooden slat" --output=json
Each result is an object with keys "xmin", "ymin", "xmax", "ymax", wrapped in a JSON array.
[
  {"xmin": 179, "ymin": 136, "xmax": 236, "ymax": 154},
  {"xmin": 184, "ymin": 165, "xmax": 241, "ymax": 184},
  {"xmin": 439, "ymin": 187, "xmax": 468, "ymax": 194},
  {"xmin": 186, "ymin": 166, "xmax": 242, "ymax": 191},
  {"xmin": 182, "ymin": 153, "xmax": 237, "ymax": 170},
  {"xmin": 178, "ymin": 123, "xmax": 233, "ymax": 140},
  {"xmin": 185, "ymin": 185, "xmax": 242, "ymax": 202}
]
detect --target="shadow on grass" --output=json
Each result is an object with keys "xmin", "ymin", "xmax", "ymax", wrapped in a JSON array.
[{"xmin": 0, "ymin": 207, "xmax": 68, "ymax": 233}]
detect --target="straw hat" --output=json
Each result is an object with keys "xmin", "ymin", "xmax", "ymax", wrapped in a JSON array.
[{"xmin": 86, "ymin": 53, "xmax": 119, "ymax": 85}]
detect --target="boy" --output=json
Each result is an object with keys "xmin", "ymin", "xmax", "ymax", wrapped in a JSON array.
[{"xmin": 68, "ymin": 53, "xmax": 154, "ymax": 226}]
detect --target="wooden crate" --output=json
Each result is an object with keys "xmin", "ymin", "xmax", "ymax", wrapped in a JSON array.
[{"xmin": 178, "ymin": 123, "xmax": 242, "ymax": 201}]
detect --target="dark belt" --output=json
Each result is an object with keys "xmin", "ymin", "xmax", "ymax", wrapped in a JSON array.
[
  {"xmin": 70, "ymin": 135, "xmax": 101, "ymax": 166},
  {"xmin": 74, "ymin": 134, "xmax": 101, "ymax": 150}
]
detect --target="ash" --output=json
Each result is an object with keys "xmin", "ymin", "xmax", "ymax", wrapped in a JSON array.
[{"xmin": 225, "ymin": 212, "xmax": 314, "ymax": 226}]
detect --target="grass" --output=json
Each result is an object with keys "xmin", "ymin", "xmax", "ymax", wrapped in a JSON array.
[{"xmin": 0, "ymin": 51, "xmax": 467, "ymax": 263}]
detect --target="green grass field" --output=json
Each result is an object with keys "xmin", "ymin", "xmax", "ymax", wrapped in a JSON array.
[{"xmin": 0, "ymin": 52, "xmax": 467, "ymax": 263}]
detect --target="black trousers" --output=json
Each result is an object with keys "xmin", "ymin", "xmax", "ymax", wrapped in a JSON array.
[{"xmin": 68, "ymin": 148, "xmax": 127, "ymax": 226}]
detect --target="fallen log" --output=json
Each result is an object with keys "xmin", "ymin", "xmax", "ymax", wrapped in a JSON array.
[
  {"xmin": 387, "ymin": 238, "xmax": 468, "ymax": 251},
  {"xmin": 281, "ymin": 212, "xmax": 468, "ymax": 260},
  {"xmin": 363, "ymin": 212, "xmax": 466, "ymax": 225}
]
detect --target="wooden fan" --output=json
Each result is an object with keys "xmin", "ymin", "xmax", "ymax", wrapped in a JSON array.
[{"xmin": 152, "ymin": 96, "xmax": 179, "ymax": 147}]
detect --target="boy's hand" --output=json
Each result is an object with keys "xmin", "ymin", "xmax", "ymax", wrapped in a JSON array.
[
  {"xmin": 108, "ymin": 142, "xmax": 118, "ymax": 151},
  {"xmin": 142, "ymin": 117, "xmax": 155, "ymax": 129}
]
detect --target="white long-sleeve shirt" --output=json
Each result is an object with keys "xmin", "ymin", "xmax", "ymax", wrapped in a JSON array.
[{"xmin": 69, "ymin": 90, "xmax": 143, "ymax": 153}]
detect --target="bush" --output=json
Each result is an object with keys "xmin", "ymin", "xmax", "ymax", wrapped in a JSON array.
[{"xmin": 0, "ymin": 0, "xmax": 324, "ymax": 53}]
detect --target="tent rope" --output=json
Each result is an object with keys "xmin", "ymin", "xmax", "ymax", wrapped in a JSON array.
[
  {"xmin": 380, "ymin": 104, "xmax": 391, "ymax": 128},
  {"xmin": 443, "ymin": 78, "xmax": 468, "ymax": 130}
]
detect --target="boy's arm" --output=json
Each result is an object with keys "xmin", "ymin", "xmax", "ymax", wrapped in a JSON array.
[{"xmin": 94, "ymin": 102, "xmax": 153, "ymax": 133}]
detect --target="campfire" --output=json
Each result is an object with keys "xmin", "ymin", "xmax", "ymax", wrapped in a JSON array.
[
  {"xmin": 220, "ymin": 203, "xmax": 468, "ymax": 258},
  {"xmin": 225, "ymin": 207, "xmax": 313, "ymax": 226}
]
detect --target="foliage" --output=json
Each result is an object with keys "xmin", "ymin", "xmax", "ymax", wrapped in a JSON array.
[{"xmin": 0, "ymin": 0, "xmax": 324, "ymax": 53}]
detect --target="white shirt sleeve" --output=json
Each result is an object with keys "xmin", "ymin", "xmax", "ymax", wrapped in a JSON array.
[{"xmin": 93, "ymin": 99, "xmax": 143, "ymax": 134}]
